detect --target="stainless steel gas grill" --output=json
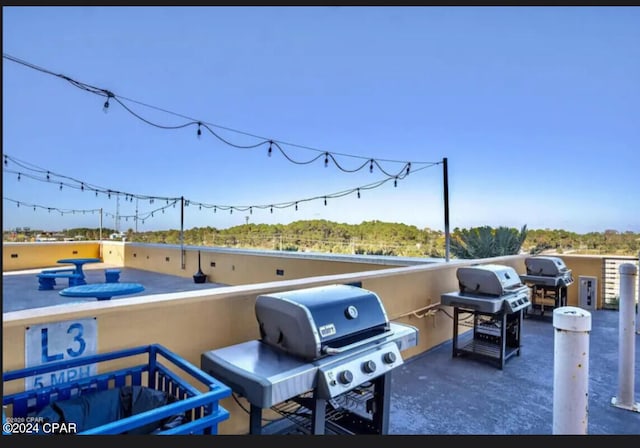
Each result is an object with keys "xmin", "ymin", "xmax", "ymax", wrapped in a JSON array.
[
  {"xmin": 440, "ymin": 264, "xmax": 531, "ymax": 369},
  {"xmin": 519, "ymin": 256, "xmax": 574, "ymax": 317},
  {"xmin": 200, "ymin": 284, "xmax": 418, "ymax": 435}
]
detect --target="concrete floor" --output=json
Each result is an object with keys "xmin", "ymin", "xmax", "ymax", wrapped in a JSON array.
[
  {"xmin": 3, "ymin": 266, "xmax": 639, "ymax": 434},
  {"xmin": 2, "ymin": 263, "xmax": 228, "ymax": 312},
  {"xmin": 389, "ymin": 308, "xmax": 640, "ymax": 435}
]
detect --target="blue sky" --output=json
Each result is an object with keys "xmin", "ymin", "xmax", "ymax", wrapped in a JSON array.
[{"xmin": 3, "ymin": 6, "xmax": 639, "ymax": 234}]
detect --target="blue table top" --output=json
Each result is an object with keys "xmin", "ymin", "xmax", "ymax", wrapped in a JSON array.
[
  {"xmin": 57, "ymin": 258, "xmax": 102, "ymax": 265},
  {"xmin": 59, "ymin": 283, "xmax": 145, "ymax": 299}
]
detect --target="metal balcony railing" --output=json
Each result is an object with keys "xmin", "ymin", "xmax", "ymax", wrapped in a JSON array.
[{"xmin": 602, "ymin": 256, "xmax": 639, "ymax": 310}]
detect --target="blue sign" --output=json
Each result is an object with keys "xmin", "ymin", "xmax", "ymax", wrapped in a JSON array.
[{"xmin": 25, "ymin": 318, "xmax": 97, "ymax": 389}]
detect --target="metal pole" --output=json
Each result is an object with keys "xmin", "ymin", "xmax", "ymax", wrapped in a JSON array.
[
  {"xmin": 637, "ymin": 251, "xmax": 639, "ymax": 335},
  {"xmin": 442, "ymin": 157, "xmax": 450, "ymax": 262},
  {"xmin": 115, "ymin": 195, "xmax": 120, "ymax": 233},
  {"xmin": 135, "ymin": 197, "xmax": 139, "ymax": 233},
  {"xmin": 611, "ymin": 263, "xmax": 640, "ymax": 412},
  {"xmin": 553, "ymin": 306, "xmax": 592, "ymax": 434},
  {"xmin": 99, "ymin": 207, "xmax": 103, "ymax": 258},
  {"xmin": 180, "ymin": 196, "xmax": 185, "ymax": 270}
]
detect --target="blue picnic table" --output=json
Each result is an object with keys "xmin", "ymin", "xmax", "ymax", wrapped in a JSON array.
[
  {"xmin": 59, "ymin": 283, "xmax": 145, "ymax": 301},
  {"xmin": 57, "ymin": 257, "xmax": 102, "ymax": 285}
]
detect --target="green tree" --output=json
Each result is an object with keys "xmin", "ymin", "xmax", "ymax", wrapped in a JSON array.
[{"xmin": 451, "ymin": 225, "xmax": 528, "ymax": 259}]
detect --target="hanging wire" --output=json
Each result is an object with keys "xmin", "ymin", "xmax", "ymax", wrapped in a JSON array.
[
  {"xmin": 4, "ymin": 153, "xmax": 438, "ymax": 218},
  {"xmin": 3, "ymin": 197, "xmax": 100, "ymax": 215},
  {"xmin": 3, "ymin": 53, "xmax": 441, "ymax": 180}
]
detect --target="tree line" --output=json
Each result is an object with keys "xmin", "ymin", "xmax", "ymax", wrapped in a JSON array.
[{"xmin": 5, "ymin": 220, "xmax": 638, "ymax": 258}]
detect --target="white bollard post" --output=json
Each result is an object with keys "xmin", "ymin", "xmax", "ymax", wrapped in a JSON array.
[
  {"xmin": 611, "ymin": 263, "xmax": 640, "ymax": 412},
  {"xmin": 553, "ymin": 306, "xmax": 592, "ymax": 435}
]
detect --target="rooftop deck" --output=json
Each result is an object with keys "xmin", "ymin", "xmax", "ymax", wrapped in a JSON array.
[{"xmin": 3, "ymin": 266, "xmax": 639, "ymax": 435}]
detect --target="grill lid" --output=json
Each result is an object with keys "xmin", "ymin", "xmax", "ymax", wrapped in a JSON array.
[
  {"xmin": 457, "ymin": 264, "xmax": 524, "ymax": 297},
  {"xmin": 255, "ymin": 284, "xmax": 389, "ymax": 360},
  {"xmin": 525, "ymin": 256, "xmax": 569, "ymax": 277}
]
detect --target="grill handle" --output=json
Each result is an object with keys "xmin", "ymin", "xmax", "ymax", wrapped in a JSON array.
[{"xmin": 322, "ymin": 330, "xmax": 394, "ymax": 356}]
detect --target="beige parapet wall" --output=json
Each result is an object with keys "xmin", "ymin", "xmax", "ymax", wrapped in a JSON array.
[
  {"xmin": 3, "ymin": 241, "xmax": 102, "ymax": 271},
  {"xmin": 2, "ymin": 243, "xmax": 605, "ymax": 434}
]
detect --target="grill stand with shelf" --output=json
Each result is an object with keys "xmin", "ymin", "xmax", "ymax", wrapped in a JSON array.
[
  {"xmin": 452, "ymin": 307, "xmax": 523, "ymax": 370},
  {"xmin": 523, "ymin": 284, "xmax": 568, "ymax": 318},
  {"xmin": 261, "ymin": 375, "xmax": 390, "ymax": 435}
]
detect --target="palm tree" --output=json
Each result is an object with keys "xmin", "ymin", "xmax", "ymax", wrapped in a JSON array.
[{"xmin": 451, "ymin": 225, "xmax": 528, "ymax": 259}]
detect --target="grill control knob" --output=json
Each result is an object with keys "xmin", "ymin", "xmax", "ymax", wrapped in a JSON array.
[
  {"xmin": 383, "ymin": 352, "xmax": 397, "ymax": 364},
  {"xmin": 362, "ymin": 360, "xmax": 377, "ymax": 374},
  {"xmin": 338, "ymin": 370, "xmax": 353, "ymax": 385}
]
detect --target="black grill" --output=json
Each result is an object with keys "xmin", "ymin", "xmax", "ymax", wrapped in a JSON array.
[{"xmin": 201, "ymin": 284, "xmax": 418, "ymax": 434}]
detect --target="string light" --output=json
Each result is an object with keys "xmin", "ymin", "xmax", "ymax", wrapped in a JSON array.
[
  {"xmin": 3, "ymin": 152, "xmax": 435, "ymax": 223},
  {"xmin": 17, "ymin": 173, "xmax": 21, "ymax": 181},
  {"xmin": 268, "ymin": 141, "xmax": 273, "ymax": 157},
  {"xmin": 324, "ymin": 153, "xmax": 329, "ymax": 168},
  {"xmin": 197, "ymin": 122, "xmax": 202, "ymax": 139},
  {"xmin": 3, "ymin": 55, "xmax": 436, "ymax": 182},
  {"xmin": 369, "ymin": 160, "xmax": 374, "ymax": 173}
]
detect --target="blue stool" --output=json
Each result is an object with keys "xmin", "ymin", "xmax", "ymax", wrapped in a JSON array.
[{"xmin": 105, "ymin": 269, "xmax": 121, "ymax": 283}]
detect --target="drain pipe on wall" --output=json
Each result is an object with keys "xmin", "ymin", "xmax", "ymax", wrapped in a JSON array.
[
  {"xmin": 552, "ymin": 306, "xmax": 591, "ymax": 435},
  {"xmin": 611, "ymin": 263, "xmax": 640, "ymax": 413}
]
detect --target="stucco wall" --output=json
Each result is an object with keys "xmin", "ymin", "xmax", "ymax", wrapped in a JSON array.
[{"xmin": 2, "ymin": 242, "xmax": 101, "ymax": 271}]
